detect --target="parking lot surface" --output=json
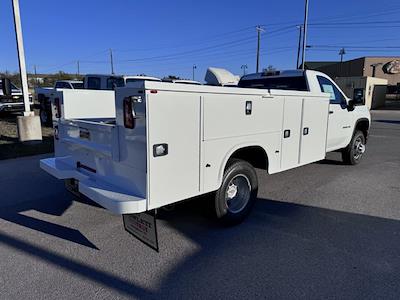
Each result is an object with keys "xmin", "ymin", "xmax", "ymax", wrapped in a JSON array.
[{"xmin": 0, "ymin": 108, "xmax": 399, "ymax": 299}]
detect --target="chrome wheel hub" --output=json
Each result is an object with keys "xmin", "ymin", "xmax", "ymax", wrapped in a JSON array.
[
  {"xmin": 353, "ymin": 137, "xmax": 365, "ymax": 160},
  {"xmin": 227, "ymin": 183, "xmax": 238, "ymax": 199},
  {"xmin": 225, "ymin": 174, "xmax": 251, "ymax": 214}
]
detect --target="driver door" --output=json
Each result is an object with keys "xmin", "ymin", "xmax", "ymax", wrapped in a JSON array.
[{"xmin": 317, "ymin": 76, "xmax": 351, "ymax": 152}]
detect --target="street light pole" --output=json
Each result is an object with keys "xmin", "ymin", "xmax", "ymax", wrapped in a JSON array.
[
  {"xmin": 110, "ymin": 48, "xmax": 115, "ymax": 74},
  {"xmin": 192, "ymin": 64, "xmax": 197, "ymax": 81},
  {"xmin": 301, "ymin": 0, "xmax": 309, "ymax": 70},
  {"xmin": 256, "ymin": 25, "xmax": 265, "ymax": 73},
  {"xmin": 296, "ymin": 25, "xmax": 303, "ymax": 69},
  {"xmin": 11, "ymin": 0, "xmax": 30, "ymax": 115},
  {"xmin": 339, "ymin": 48, "xmax": 346, "ymax": 74},
  {"xmin": 34, "ymin": 64, "xmax": 38, "ymax": 87},
  {"xmin": 241, "ymin": 64, "xmax": 248, "ymax": 76},
  {"xmin": 370, "ymin": 63, "xmax": 383, "ymax": 77}
]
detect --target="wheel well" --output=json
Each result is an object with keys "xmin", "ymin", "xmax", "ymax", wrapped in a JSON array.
[
  {"xmin": 228, "ymin": 146, "xmax": 268, "ymax": 171},
  {"xmin": 355, "ymin": 119, "xmax": 370, "ymax": 140}
]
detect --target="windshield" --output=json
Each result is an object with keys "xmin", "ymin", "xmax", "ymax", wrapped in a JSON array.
[
  {"xmin": 71, "ymin": 82, "xmax": 84, "ymax": 89},
  {"xmin": 238, "ymin": 76, "xmax": 309, "ymax": 91}
]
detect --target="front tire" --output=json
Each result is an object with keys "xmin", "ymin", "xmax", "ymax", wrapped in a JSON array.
[
  {"xmin": 342, "ymin": 130, "xmax": 366, "ymax": 165},
  {"xmin": 214, "ymin": 159, "xmax": 258, "ymax": 225}
]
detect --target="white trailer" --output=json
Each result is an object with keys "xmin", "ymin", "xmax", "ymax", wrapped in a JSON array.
[{"xmin": 40, "ymin": 69, "xmax": 370, "ymax": 246}]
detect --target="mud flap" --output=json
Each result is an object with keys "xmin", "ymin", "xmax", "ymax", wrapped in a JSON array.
[
  {"xmin": 123, "ymin": 210, "xmax": 159, "ymax": 252},
  {"xmin": 64, "ymin": 179, "xmax": 81, "ymax": 198}
]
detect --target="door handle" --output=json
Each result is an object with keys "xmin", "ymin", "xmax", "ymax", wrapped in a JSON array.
[
  {"xmin": 245, "ymin": 101, "xmax": 252, "ymax": 115},
  {"xmin": 303, "ymin": 127, "xmax": 309, "ymax": 135},
  {"xmin": 329, "ymin": 111, "xmax": 334, "ymax": 114},
  {"xmin": 284, "ymin": 130, "xmax": 290, "ymax": 138}
]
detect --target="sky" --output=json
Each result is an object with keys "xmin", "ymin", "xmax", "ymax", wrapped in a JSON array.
[{"xmin": 1, "ymin": 0, "xmax": 400, "ymax": 80}]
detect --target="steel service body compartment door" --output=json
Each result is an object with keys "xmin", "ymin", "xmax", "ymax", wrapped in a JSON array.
[
  {"xmin": 146, "ymin": 91, "xmax": 201, "ymax": 209},
  {"xmin": 299, "ymin": 97, "xmax": 330, "ymax": 165},
  {"xmin": 280, "ymin": 95, "xmax": 329, "ymax": 170}
]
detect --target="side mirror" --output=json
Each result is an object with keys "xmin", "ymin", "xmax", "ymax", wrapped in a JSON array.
[
  {"xmin": 353, "ymin": 88, "xmax": 365, "ymax": 105},
  {"xmin": 1, "ymin": 78, "xmax": 12, "ymax": 96},
  {"xmin": 347, "ymin": 100, "xmax": 355, "ymax": 112}
]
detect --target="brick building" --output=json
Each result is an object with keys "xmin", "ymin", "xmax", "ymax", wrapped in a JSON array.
[{"xmin": 305, "ymin": 57, "xmax": 400, "ymax": 88}]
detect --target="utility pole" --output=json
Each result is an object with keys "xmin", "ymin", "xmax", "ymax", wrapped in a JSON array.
[
  {"xmin": 296, "ymin": 25, "xmax": 303, "ymax": 69},
  {"xmin": 301, "ymin": 0, "xmax": 309, "ymax": 70},
  {"xmin": 241, "ymin": 64, "xmax": 248, "ymax": 76},
  {"xmin": 77, "ymin": 60, "xmax": 80, "ymax": 76},
  {"xmin": 110, "ymin": 48, "xmax": 115, "ymax": 74},
  {"xmin": 192, "ymin": 64, "xmax": 197, "ymax": 80},
  {"xmin": 256, "ymin": 25, "xmax": 265, "ymax": 73},
  {"xmin": 12, "ymin": 0, "xmax": 42, "ymax": 141}
]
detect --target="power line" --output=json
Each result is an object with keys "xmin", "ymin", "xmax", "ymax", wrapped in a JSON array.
[
  {"xmin": 308, "ymin": 45, "xmax": 400, "ymax": 49},
  {"xmin": 310, "ymin": 20, "xmax": 400, "ymax": 26},
  {"xmin": 118, "ymin": 35, "xmax": 257, "ymax": 63}
]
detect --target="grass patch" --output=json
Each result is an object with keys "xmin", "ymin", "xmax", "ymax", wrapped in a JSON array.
[{"xmin": 0, "ymin": 111, "xmax": 54, "ymax": 160}]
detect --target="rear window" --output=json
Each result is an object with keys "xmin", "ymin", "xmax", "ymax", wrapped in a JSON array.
[
  {"xmin": 238, "ymin": 76, "xmax": 309, "ymax": 91},
  {"xmin": 106, "ymin": 77, "xmax": 125, "ymax": 89},
  {"xmin": 87, "ymin": 77, "xmax": 101, "ymax": 89},
  {"xmin": 71, "ymin": 82, "xmax": 84, "ymax": 89}
]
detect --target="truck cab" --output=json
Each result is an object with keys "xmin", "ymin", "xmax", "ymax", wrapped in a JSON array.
[
  {"xmin": 239, "ymin": 70, "xmax": 371, "ymax": 158},
  {"xmin": 83, "ymin": 74, "xmax": 161, "ymax": 90},
  {"xmin": 54, "ymin": 80, "xmax": 84, "ymax": 89}
]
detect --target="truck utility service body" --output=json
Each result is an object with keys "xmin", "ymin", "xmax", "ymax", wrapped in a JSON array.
[{"xmin": 41, "ymin": 70, "xmax": 370, "ymax": 222}]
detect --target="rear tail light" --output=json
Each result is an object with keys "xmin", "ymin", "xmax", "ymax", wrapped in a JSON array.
[
  {"xmin": 123, "ymin": 97, "xmax": 135, "ymax": 129},
  {"xmin": 54, "ymin": 97, "xmax": 61, "ymax": 118}
]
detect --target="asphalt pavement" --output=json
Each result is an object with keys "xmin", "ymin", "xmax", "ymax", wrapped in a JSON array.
[{"xmin": 0, "ymin": 108, "xmax": 399, "ymax": 299}]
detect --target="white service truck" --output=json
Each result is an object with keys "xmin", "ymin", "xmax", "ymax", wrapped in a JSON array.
[{"xmin": 40, "ymin": 68, "xmax": 370, "ymax": 247}]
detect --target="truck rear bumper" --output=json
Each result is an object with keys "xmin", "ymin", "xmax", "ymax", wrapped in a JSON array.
[{"xmin": 40, "ymin": 157, "xmax": 147, "ymax": 214}]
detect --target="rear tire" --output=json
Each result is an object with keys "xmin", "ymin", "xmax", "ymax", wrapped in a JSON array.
[
  {"xmin": 40, "ymin": 107, "xmax": 52, "ymax": 127},
  {"xmin": 214, "ymin": 159, "xmax": 258, "ymax": 225},
  {"xmin": 342, "ymin": 130, "xmax": 366, "ymax": 165}
]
